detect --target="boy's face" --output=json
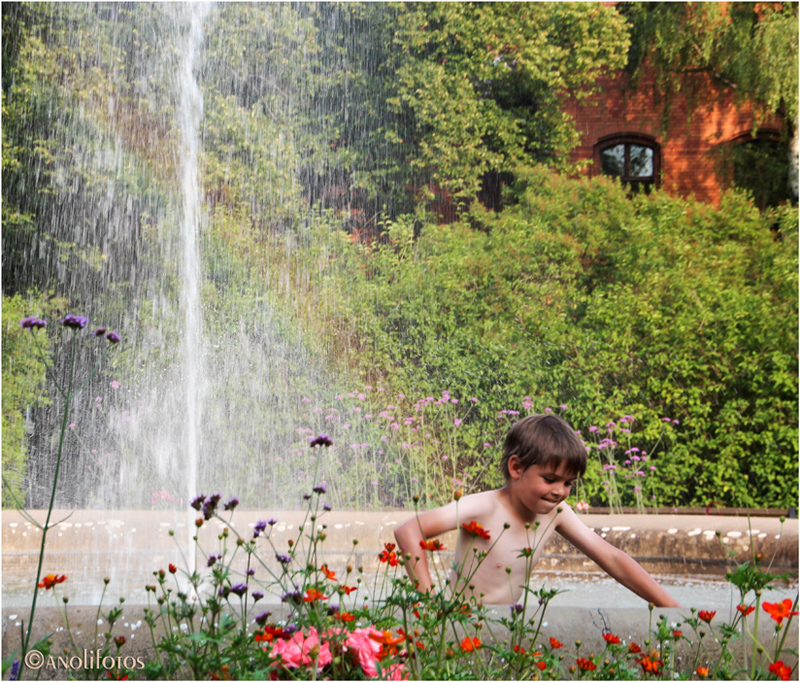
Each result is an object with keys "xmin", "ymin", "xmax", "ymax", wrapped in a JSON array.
[{"xmin": 508, "ymin": 457, "xmax": 577, "ymax": 515}]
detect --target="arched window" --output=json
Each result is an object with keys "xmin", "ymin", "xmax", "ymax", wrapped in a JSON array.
[
  {"xmin": 729, "ymin": 131, "xmax": 792, "ymax": 211},
  {"xmin": 595, "ymin": 134, "xmax": 660, "ymax": 194}
]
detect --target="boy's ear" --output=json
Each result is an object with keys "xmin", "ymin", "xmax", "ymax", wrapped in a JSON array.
[{"xmin": 507, "ymin": 455, "xmax": 524, "ymax": 480}]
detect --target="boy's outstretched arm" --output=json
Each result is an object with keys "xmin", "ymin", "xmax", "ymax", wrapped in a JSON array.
[
  {"xmin": 555, "ymin": 504, "xmax": 682, "ymax": 608},
  {"xmin": 394, "ymin": 501, "xmax": 459, "ymax": 593}
]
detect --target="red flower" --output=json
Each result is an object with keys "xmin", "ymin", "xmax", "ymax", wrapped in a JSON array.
[
  {"xmin": 419, "ymin": 539, "xmax": 445, "ymax": 551},
  {"xmin": 334, "ymin": 611, "xmax": 355, "ymax": 622},
  {"xmin": 576, "ymin": 657, "xmax": 597, "ymax": 671},
  {"xmin": 38, "ymin": 574, "xmax": 67, "ymax": 590},
  {"xmin": 460, "ymin": 636, "xmax": 481, "ymax": 652},
  {"xmin": 550, "ymin": 637, "xmax": 564, "ymax": 649},
  {"xmin": 379, "ymin": 549, "xmax": 398, "ymax": 566},
  {"xmin": 769, "ymin": 661, "xmax": 793, "ymax": 681},
  {"xmin": 255, "ymin": 626, "xmax": 290, "ymax": 642},
  {"xmin": 461, "ymin": 521, "xmax": 490, "ymax": 541},
  {"xmin": 671, "ymin": 630, "xmax": 682, "ymax": 640},
  {"xmin": 763, "ymin": 599, "xmax": 799, "ymax": 624},
  {"xmin": 698, "ymin": 610, "xmax": 716, "ymax": 623},
  {"xmin": 637, "ymin": 654, "xmax": 662, "ymax": 674},
  {"xmin": 338, "ymin": 585, "xmax": 358, "ymax": 595},
  {"xmin": 537, "ymin": 661, "xmax": 547, "ymax": 671},
  {"xmin": 736, "ymin": 604, "xmax": 755, "ymax": 616},
  {"xmin": 168, "ymin": 564, "xmax": 177, "ymax": 574},
  {"xmin": 602, "ymin": 632, "xmax": 620, "ymax": 644},
  {"xmin": 696, "ymin": 666, "xmax": 709, "ymax": 678},
  {"xmin": 320, "ymin": 564, "xmax": 336, "ymax": 580},
  {"xmin": 628, "ymin": 642, "xmax": 642, "ymax": 654},
  {"xmin": 303, "ymin": 588, "xmax": 327, "ymax": 602}
]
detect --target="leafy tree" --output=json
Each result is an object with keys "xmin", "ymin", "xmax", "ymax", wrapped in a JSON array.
[
  {"xmin": 624, "ymin": 2, "xmax": 799, "ymax": 203},
  {"xmin": 388, "ymin": 2, "xmax": 630, "ymax": 210}
]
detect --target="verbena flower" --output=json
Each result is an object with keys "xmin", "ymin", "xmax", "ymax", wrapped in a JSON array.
[
  {"xmin": 252, "ymin": 591, "xmax": 264, "ymax": 602},
  {"xmin": 223, "ymin": 497, "xmax": 239, "ymax": 511},
  {"xmin": 254, "ymin": 610, "xmax": 271, "ymax": 626},
  {"xmin": 61, "ymin": 314, "xmax": 89, "ymax": 330},
  {"xmin": 207, "ymin": 554, "xmax": 221, "ymax": 567},
  {"xmin": 190, "ymin": 495, "xmax": 206, "ymax": 511},
  {"xmin": 309, "ymin": 434, "xmax": 333, "ymax": 448},
  {"xmin": 202, "ymin": 493, "xmax": 221, "ymax": 520},
  {"xmin": 313, "ymin": 485, "xmax": 327, "ymax": 495},
  {"xmin": 253, "ymin": 520, "xmax": 268, "ymax": 538},
  {"xmin": 21, "ymin": 316, "xmax": 47, "ymax": 330},
  {"xmin": 229, "ymin": 583, "xmax": 248, "ymax": 597},
  {"xmin": 275, "ymin": 553, "xmax": 292, "ymax": 565},
  {"xmin": 93, "ymin": 327, "xmax": 107, "ymax": 336},
  {"xmin": 106, "ymin": 332, "xmax": 121, "ymax": 344}
]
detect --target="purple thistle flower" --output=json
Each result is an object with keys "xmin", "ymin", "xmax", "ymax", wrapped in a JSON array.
[
  {"xmin": 61, "ymin": 314, "xmax": 89, "ymax": 330},
  {"xmin": 93, "ymin": 327, "xmax": 107, "ymax": 337},
  {"xmin": 20, "ymin": 317, "xmax": 47, "ymax": 331},
  {"xmin": 253, "ymin": 520, "xmax": 268, "ymax": 538},
  {"xmin": 190, "ymin": 495, "xmax": 206, "ymax": 511},
  {"xmin": 106, "ymin": 332, "xmax": 121, "ymax": 344},
  {"xmin": 309, "ymin": 434, "xmax": 333, "ymax": 448},
  {"xmin": 252, "ymin": 591, "xmax": 264, "ymax": 602},
  {"xmin": 229, "ymin": 583, "xmax": 248, "ymax": 597},
  {"xmin": 281, "ymin": 590, "xmax": 302, "ymax": 604},
  {"xmin": 254, "ymin": 610, "xmax": 271, "ymax": 626},
  {"xmin": 223, "ymin": 496, "xmax": 239, "ymax": 511}
]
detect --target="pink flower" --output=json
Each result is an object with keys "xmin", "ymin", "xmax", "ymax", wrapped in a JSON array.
[
  {"xmin": 110, "ymin": 380, "xmax": 121, "ymax": 389},
  {"xmin": 269, "ymin": 628, "xmax": 331, "ymax": 670},
  {"xmin": 344, "ymin": 626, "xmax": 383, "ymax": 677},
  {"xmin": 454, "ymin": 418, "xmax": 462, "ymax": 426}
]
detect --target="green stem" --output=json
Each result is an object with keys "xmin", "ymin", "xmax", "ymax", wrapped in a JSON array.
[{"xmin": 22, "ymin": 332, "xmax": 77, "ymax": 669}]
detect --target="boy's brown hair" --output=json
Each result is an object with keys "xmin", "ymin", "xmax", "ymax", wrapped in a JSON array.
[{"xmin": 501, "ymin": 414, "xmax": 587, "ymax": 480}]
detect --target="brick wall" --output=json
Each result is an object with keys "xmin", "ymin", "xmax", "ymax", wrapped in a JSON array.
[{"xmin": 565, "ymin": 70, "xmax": 783, "ymax": 205}]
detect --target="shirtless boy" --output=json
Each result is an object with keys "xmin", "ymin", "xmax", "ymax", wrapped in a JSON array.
[{"xmin": 394, "ymin": 414, "xmax": 681, "ymax": 606}]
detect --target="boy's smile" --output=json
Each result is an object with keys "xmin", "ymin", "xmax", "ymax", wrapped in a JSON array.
[{"xmin": 508, "ymin": 458, "xmax": 577, "ymax": 518}]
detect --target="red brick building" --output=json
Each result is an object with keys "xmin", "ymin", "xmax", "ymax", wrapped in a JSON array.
[{"xmin": 565, "ymin": 69, "xmax": 785, "ymax": 206}]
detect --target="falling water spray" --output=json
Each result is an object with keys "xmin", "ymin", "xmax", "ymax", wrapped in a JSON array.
[{"xmin": 176, "ymin": 3, "xmax": 211, "ymax": 573}]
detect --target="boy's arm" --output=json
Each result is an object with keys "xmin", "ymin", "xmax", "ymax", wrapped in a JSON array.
[
  {"xmin": 394, "ymin": 501, "xmax": 459, "ymax": 593},
  {"xmin": 555, "ymin": 504, "xmax": 682, "ymax": 607}
]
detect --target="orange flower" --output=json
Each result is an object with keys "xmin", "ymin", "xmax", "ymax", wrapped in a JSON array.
[
  {"xmin": 637, "ymin": 654, "xmax": 662, "ymax": 674},
  {"xmin": 736, "ymin": 604, "xmax": 755, "ymax": 616},
  {"xmin": 38, "ymin": 574, "xmax": 67, "ymax": 590},
  {"xmin": 460, "ymin": 636, "xmax": 481, "ymax": 652},
  {"xmin": 696, "ymin": 667, "xmax": 709, "ymax": 678},
  {"xmin": 671, "ymin": 630, "xmax": 682, "ymax": 640},
  {"xmin": 461, "ymin": 521, "xmax": 490, "ymax": 541},
  {"xmin": 320, "ymin": 564, "xmax": 336, "ymax": 580},
  {"xmin": 334, "ymin": 611, "xmax": 356, "ymax": 622},
  {"xmin": 763, "ymin": 599, "xmax": 799, "ymax": 624},
  {"xmin": 537, "ymin": 661, "xmax": 546, "ymax": 671},
  {"xmin": 698, "ymin": 610, "xmax": 716, "ymax": 623},
  {"xmin": 303, "ymin": 588, "xmax": 328, "ymax": 602},
  {"xmin": 769, "ymin": 661, "xmax": 793, "ymax": 681},
  {"xmin": 550, "ymin": 637, "xmax": 564, "ymax": 649},
  {"xmin": 419, "ymin": 539, "xmax": 445, "ymax": 551},
  {"xmin": 576, "ymin": 657, "xmax": 597, "ymax": 671},
  {"xmin": 379, "ymin": 549, "xmax": 398, "ymax": 566},
  {"xmin": 602, "ymin": 632, "xmax": 620, "ymax": 644},
  {"xmin": 338, "ymin": 585, "xmax": 358, "ymax": 595},
  {"xmin": 628, "ymin": 642, "xmax": 642, "ymax": 654}
]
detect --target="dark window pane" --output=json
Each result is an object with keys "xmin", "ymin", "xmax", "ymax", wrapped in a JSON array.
[
  {"xmin": 600, "ymin": 144, "xmax": 625, "ymax": 176},
  {"xmin": 629, "ymin": 144, "xmax": 653, "ymax": 177}
]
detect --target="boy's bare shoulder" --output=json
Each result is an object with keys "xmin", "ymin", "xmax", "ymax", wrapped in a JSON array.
[{"xmin": 454, "ymin": 488, "xmax": 507, "ymax": 521}]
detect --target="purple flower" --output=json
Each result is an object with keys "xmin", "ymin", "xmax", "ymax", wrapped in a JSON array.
[
  {"xmin": 93, "ymin": 327, "xmax": 107, "ymax": 337},
  {"xmin": 229, "ymin": 583, "xmax": 248, "ymax": 597},
  {"xmin": 253, "ymin": 520, "xmax": 268, "ymax": 538},
  {"xmin": 322, "ymin": 503, "xmax": 332, "ymax": 512},
  {"xmin": 254, "ymin": 610, "xmax": 271, "ymax": 626},
  {"xmin": 223, "ymin": 496, "xmax": 239, "ymax": 511},
  {"xmin": 9, "ymin": 660, "xmax": 20, "ymax": 681},
  {"xmin": 302, "ymin": 493, "xmax": 312, "ymax": 500},
  {"xmin": 219, "ymin": 585, "xmax": 230, "ymax": 598},
  {"xmin": 309, "ymin": 434, "xmax": 333, "ymax": 448},
  {"xmin": 203, "ymin": 493, "xmax": 222, "ymax": 520},
  {"xmin": 281, "ymin": 590, "xmax": 302, "ymax": 604},
  {"xmin": 190, "ymin": 495, "xmax": 206, "ymax": 511},
  {"xmin": 268, "ymin": 518, "xmax": 278, "ymax": 526},
  {"xmin": 252, "ymin": 591, "xmax": 264, "ymax": 602},
  {"xmin": 207, "ymin": 553, "xmax": 221, "ymax": 567},
  {"xmin": 275, "ymin": 553, "xmax": 292, "ymax": 565},
  {"xmin": 61, "ymin": 314, "xmax": 89, "ymax": 330},
  {"xmin": 20, "ymin": 317, "xmax": 47, "ymax": 331},
  {"xmin": 510, "ymin": 603, "xmax": 524, "ymax": 614},
  {"xmin": 106, "ymin": 332, "xmax": 121, "ymax": 344},
  {"xmin": 246, "ymin": 568, "xmax": 256, "ymax": 577},
  {"xmin": 313, "ymin": 484, "xmax": 327, "ymax": 495}
]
